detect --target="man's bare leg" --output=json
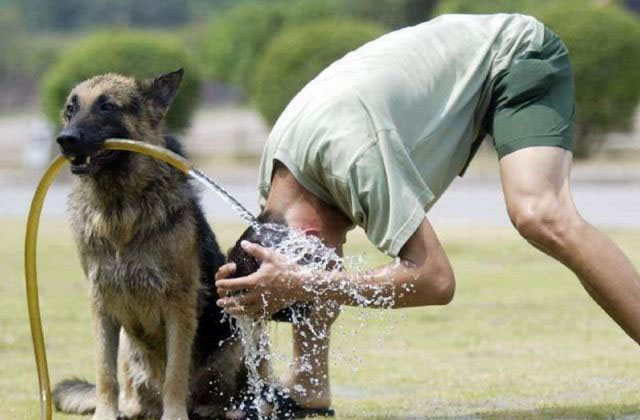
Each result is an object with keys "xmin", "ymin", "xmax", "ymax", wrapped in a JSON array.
[
  {"xmin": 281, "ymin": 303, "xmax": 338, "ymax": 409},
  {"xmin": 226, "ymin": 306, "xmax": 337, "ymax": 419},
  {"xmin": 499, "ymin": 146, "xmax": 640, "ymax": 342}
]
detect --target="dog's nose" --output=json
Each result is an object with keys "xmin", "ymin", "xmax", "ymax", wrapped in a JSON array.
[
  {"xmin": 56, "ymin": 128, "xmax": 85, "ymax": 154},
  {"xmin": 56, "ymin": 133, "xmax": 80, "ymax": 149}
]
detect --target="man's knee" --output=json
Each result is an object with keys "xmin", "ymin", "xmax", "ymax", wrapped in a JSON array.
[{"xmin": 508, "ymin": 199, "xmax": 585, "ymax": 250}]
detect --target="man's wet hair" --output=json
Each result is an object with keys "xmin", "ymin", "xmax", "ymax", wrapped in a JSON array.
[{"xmin": 226, "ymin": 210, "xmax": 309, "ymax": 321}]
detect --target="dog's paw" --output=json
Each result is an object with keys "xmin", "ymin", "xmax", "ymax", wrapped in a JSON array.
[
  {"xmin": 92, "ymin": 409, "xmax": 118, "ymax": 420},
  {"xmin": 118, "ymin": 398, "xmax": 143, "ymax": 419},
  {"xmin": 161, "ymin": 407, "xmax": 190, "ymax": 420}
]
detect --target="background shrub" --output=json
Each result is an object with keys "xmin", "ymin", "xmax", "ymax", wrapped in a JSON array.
[
  {"xmin": 197, "ymin": 2, "xmax": 284, "ymax": 93},
  {"xmin": 344, "ymin": 0, "xmax": 436, "ymax": 28},
  {"xmin": 41, "ymin": 31, "xmax": 202, "ymax": 132},
  {"xmin": 196, "ymin": 0, "xmax": 437, "ymax": 95},
  {"xmin": 0, "ymin": 8, "xmax": 63, "ymax": 109},
  {"xmin": 197, "ymin": 0, "xmax": 338, "ymax": 94},
  {"xmin": 0, "ymin": 8, "xmax": 28, "ymax": 81},
  {"xmin": 253, "ymin": 19, "xmax": 387, "ymax": 125},
  {"xmin": 435, "ymin": 0, "xmax": 640, "ymax": 157},
  {"xmin": 16, "ymin": 0, "xmax": 194, "ymax": 31}
]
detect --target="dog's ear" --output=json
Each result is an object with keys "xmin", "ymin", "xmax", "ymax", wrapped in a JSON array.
[{"xmin": 139, "ymin": 68, "xmax": 184, "ymax": 111}]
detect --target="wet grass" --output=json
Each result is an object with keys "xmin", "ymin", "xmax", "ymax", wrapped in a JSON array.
[{"xmin": 2, "ymin": 218, "xmax": 640, "ymax": 420}]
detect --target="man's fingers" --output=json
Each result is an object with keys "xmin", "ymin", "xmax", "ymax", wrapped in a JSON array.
[
  {"xmin": 224, "ymin": 304, "xmax": 264, "ymax": 317},
  {"xmin": 241, "ymin": 240, "xmax": 274, "ymax": 262},
  {"xmin": 216, "ymin": 272, "xmax": 261, "ymax": 294},
  {"xmin": 216, "ymin": 292, "xmax": 260, "ymax": 309},
  {"xmin": 215, "ymin": 263, "xmax": 236, "ymax": 281},
  {"xmin": 217, "ymin": 293, "xmax": 266, "ymax": 317}
]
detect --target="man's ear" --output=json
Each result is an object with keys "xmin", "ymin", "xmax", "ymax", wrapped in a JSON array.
[
  {"xmin": 302, "ymin": 228, "xmax": 322, "ymax": 238},
  {"xmin": 139, "ymin": 68, "xmax": 184, "ymax": 111}
]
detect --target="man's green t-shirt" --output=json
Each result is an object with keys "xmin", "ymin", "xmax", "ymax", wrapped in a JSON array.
[{"xmin": 258, "ymin": 14, "xmax": 545, "ymax": 257}]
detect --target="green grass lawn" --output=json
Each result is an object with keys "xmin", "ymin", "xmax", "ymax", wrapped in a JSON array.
[{"xmin": 2, "ymin": 217, "xmax": 640, "ymax": 420}]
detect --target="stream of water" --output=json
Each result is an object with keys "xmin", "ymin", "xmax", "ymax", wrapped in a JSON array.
[{"xmin": 189, "ymin": 168, "xmax": 258, "ymax": 226}]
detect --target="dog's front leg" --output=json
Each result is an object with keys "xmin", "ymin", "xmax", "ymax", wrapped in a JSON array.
[
  {"xmin": 91, "ymin": 305, "xmax": 120, "ymax": 420},
  {"xmin": 161, "ymin": 303, "xmax": 196, "ymax": 420}
]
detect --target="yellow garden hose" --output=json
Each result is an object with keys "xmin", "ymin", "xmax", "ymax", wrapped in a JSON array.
[{"xmin": 24, "ymin": 139, "xmax": 196, "ymax": 420}]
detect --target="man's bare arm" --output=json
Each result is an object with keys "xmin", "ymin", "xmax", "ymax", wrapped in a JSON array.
[
  {"xmin": 314, "ymin": 218, "xmax": 455, "ymax": 308},
  {"xmin": 215, "ymin": 218, "xmax": 455, "ymax": 316}
]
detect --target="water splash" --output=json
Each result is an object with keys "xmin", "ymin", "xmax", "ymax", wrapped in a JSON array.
[
  {"xmin": 225, "ymin": 223, "xmax": 414, "ymax": 418},
  {"xmin": 189, "ymin": 168, "xmax": 258, "ymax": 226},
  {"xmin": 187, "ymin": 168, "xmax": 411, "ymax": 419}
]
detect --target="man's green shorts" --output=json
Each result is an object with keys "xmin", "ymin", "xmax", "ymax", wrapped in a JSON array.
[{"xmin": 486, "ymin": 27, "xmax": 575, "ymax": 158}]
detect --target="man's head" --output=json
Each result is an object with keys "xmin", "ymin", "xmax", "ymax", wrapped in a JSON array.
[
  {"xmin": 227, "ymin": 161, "xmax": 353, "ymax": 279},
  {"xmin": 257, "ymin": 161, "xmax": 354, "ymax": 249}
]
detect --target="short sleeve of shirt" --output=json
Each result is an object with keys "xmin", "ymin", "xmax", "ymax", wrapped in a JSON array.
[{"xmin": 343, "ymin": 130, "xmax": 436, "ymax": 257}]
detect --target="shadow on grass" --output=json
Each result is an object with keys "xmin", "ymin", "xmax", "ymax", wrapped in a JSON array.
[{"xmin": 355, "ymin": 403, "xmax": 640, "ymax": 420}]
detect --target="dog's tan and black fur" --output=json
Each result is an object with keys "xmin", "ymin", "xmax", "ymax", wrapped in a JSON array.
[{"xmin": 52, "ymin": 69, "xmax": 247, "ymax": 420}]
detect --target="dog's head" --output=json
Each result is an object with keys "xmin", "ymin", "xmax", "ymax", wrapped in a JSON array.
[{"xmin": 56, "ymin": 68, "xmax": 183, "ymax": 175}]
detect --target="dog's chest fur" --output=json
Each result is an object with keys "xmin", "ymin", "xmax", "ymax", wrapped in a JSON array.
[{"xmin": 68, "ymin": 156, "xmax": 200, "ymax": 339}]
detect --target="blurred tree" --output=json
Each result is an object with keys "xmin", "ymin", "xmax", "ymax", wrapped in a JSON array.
[
  {"xmin": 253, "ymin": 19, "xmax": 387, "ymax": 125},
  {"xmin": 94, "ymin": 0, "xmax": 191, "ymax": 27},
  {"xmin": 404, "ymin": 0, "xmax": 438, "ymax": 25},
  {"xmin": 196, "ymin": 0, "xmax": 438, "ymax": 95},
  {"xmin": 16, "ymin": 0, "xmax": 193, "ymax": 30},
  {"xmin": 0, "ymin": 7, "xmax": 27, "ymax": 82},
  {"xmin": 197, "ymin": 2, "xmax": 285, "ymax": 94},
  {"xmin": 282, "ymin": 0, "xmax": 341, "ymax": 23},
  {"xmin": 345, "ymin": 0, "xmax": 436, "ymax": 28},
  {"xmin": 0, "ymin": 7, "xmax": 64, "ymax": 109},
  {"xmin": 19, "ymin": 0, "xmax": 88, "ymax": 31},
  {"xmin": 188, "ymin": 0, "xmax": 245, "ymax": 19},
  {"xmin": 197, "ymin": 0, "xmax": 338, "ymax": 95},
  {"xmin": 434, "ymin": 0, "xmax": 547, "ymax": 15},
  {"xmin": 4, "ymin": 0, "xmax": 440, "ymax": 32},
  {"xmin": 626, "ymin": 0, "xmax": 640, "ymax": 12},
  {"xmin": 41, "ymin": 31, "xmax": 202, "ymax": 131}
]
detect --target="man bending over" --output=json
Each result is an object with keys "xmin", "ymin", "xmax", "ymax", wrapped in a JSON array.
[{"xmin": 216, "ymin": 13, "xmax": 640, "ymax": 419}]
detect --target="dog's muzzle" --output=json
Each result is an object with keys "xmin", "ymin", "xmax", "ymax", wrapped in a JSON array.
[{"xmin": 56, "ymin": 129, "xmax": 116, "ymax": 175}]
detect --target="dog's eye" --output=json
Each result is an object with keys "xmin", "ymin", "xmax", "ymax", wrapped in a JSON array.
[
  {"xmin": 100, "ymin": 102, "xmax": 115, "ymax": 112},
  {"xmin": 65, "ymin": 103, "xmax": 76, "ymax": 116}
]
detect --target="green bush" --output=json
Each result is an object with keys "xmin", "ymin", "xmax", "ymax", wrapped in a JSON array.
[
  {"xmin": 197, "ymin": 2, "xmax": 283, "ymax": 92},
  {"xmin": 253, "ymin": 19, "xmax": 387, "ymax": 125},
  {"xmin": 41, "ymin": 31, "xmax": 202, "ymax": 131},
  {"xmin": 435, "ymin": 0, "xmax": 640, "ymax": 157},
  {"xmin": 27, "ymin": 40, "xmax": 61, "ymax": 80},
  {"xmin": 345, "ymin": 0, "xmax": 436, "ymax": 28},
  {"xmin": 196, "ymin": 0, "xmax": 339, "ymax": 93},
  {"xmin": 281, "ymin": 0, "xmax": 341, "ymax": 24},
  {"xmin": 17, "ymin": 0, "xmax": 192, "ymax": 31},
  {"xmin": 0, "ymin": 7, "xmax": 28, "ymax": 81},
  {"xmin": 196, "ymin": 0, "xmax": 439, "ymax": 93}
]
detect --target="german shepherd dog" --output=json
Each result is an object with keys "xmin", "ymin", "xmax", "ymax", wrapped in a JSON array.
[{"xmin": 52, "ymin": 69, "xmax": 247, "ymax": 420}]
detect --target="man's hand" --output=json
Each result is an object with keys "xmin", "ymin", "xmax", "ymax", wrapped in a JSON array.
[{"xmin": 215, "ymin": 241, "xmax": 311, "ymax": 318}]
